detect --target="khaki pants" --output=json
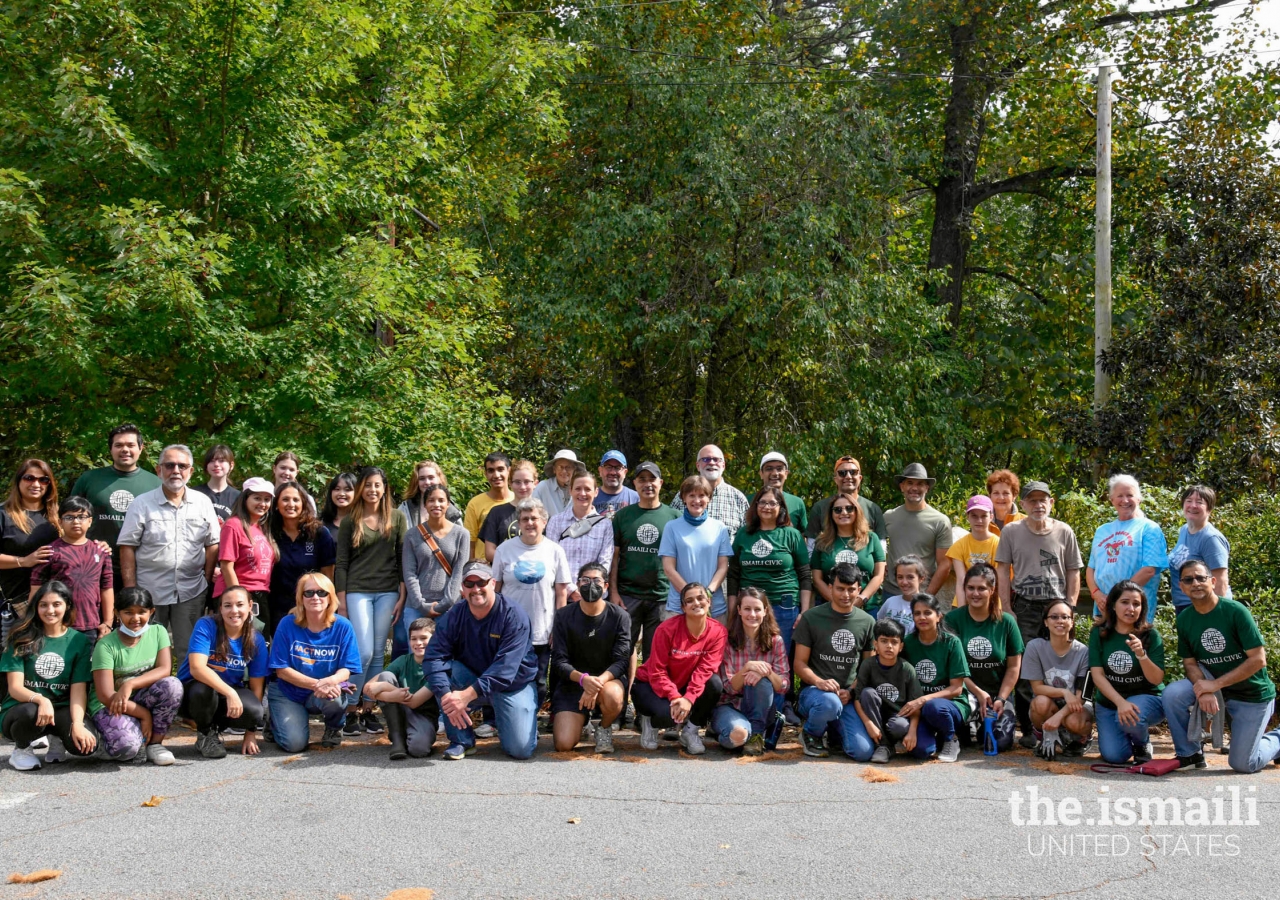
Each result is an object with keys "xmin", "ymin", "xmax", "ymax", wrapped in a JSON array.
[{"xmin": 153, "ymin": 592, "xmax": 207, "ymax": 673}]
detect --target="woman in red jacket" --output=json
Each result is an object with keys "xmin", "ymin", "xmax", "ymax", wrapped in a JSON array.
[{"xmin": 633, "ymin": 581, "xmax": 726, "ymax": 756}]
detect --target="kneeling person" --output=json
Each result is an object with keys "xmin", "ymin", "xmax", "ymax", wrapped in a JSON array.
[
  {"xmin": 853, "ymin": 619, "xmax": 924, "ymax": 763},
  {"xmin": 551, "ymin": 563, "xmax": 631, "ymax": 753},
  {"xmin": 365, "ymin": 617, "xmax": 441, "ymax": 759}
]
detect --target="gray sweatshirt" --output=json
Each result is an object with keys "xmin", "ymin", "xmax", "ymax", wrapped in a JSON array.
[{"xmin": 401, "ymin": 521, "xmax": 469, "ymax": 616}]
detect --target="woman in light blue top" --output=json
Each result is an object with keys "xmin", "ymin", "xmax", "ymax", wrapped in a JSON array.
[
  {"xmin": 1084, "ymin": 474, "xmax": 1167, "ymax": 622},
  {"xmin": 1167, "ymin": 484, "xmax": 1230, "ymax": 612}
]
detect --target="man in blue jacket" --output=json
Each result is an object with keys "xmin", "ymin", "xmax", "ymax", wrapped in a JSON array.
[{"xmin": 424, "ymin": 560, "xmax": 540, "ymax": 760}]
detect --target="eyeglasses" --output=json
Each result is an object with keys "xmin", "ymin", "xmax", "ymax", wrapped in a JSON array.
[
  {"xmin": 20, "ymin": 474, "xmax": 51, "ymax": 485},
  {"xmin": 698, "ymin": 456, "xmax": 724, "ymax": 465},
  {"xmin": 302, "ymin": 589, "xmax": 330, "ymax": 599},
  {"xmin": 756, "ymin": 501, "xmax": 780, "ymax": 509},
  {"xmin": 577, "ymin": 576, "xmax": 605, "ymax": 585},
  {"xmin": 831, "ymin": 505, "xmax": 855, "ymax": 514},
  {"xmin": 61, "ymin": 513, "xmax": 93, "ymax": 522},
  {"xmin": 1179, "ymin": 574, "xmax": 1211, "ymax": 584},
  {"xmin": 160, "ymin": 462, "xmax": 192, "ymax": 472},
  {"xmin": 836, "ymin": 469, "xmax": 860, "ymax": 478},
  {"xmin": 463, "ymin": 577, "xmax": 491, "ymax": 589}
]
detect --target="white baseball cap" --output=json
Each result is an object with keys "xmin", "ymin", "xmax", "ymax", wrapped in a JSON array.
[{"xmin": 759, "ymin": 452, "xmax": 788, "ymax": 469}]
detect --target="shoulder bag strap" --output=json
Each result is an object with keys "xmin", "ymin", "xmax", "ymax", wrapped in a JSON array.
[{"xmin": 418, "ymin": 523, "xmax": 453, "ymax": 577}]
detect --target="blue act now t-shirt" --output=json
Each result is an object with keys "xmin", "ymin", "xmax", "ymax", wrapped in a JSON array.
[
  {"xmin": 657, "ymin": 516, "xmax": 734, "ymax": 617},
  {"xmin": 1168, "ymin": 522, "xmax": 1231, "ymax": 609},
  {"xmin": 267, "ymin": 615, "xmax": 362, "ymax": 703},
  {"xmin": 1087, "ymin": 517, "xmax": 1169, "ymax": 620},
  {"xmin": 178, "ymin": 615, "xmax": 269, "ymax": 688}
]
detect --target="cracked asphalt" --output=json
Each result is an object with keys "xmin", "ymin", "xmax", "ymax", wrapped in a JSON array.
[{"xmin": 3, "ymin": 723, "xmax": 1279, "ymax": 899}]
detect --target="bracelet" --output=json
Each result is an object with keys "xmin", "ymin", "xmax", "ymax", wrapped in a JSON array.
[{"xmin": 577, "ymin": 672, "xmax": 585, "ymax": 685}]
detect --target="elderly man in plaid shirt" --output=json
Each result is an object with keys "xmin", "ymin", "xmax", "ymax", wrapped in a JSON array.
[
  {"xmin": 670, "ymin": 444, "xmax": 750, "ymax": 538},
  {"xmin": 547, "ymin": 464, "xmax": 615, "ymax": 601}
]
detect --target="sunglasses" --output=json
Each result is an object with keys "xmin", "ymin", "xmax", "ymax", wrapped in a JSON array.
[
  {"xmin": 836, "ymin": 469, "xmax": 860, "ymax": 478},
  {"xmin": 302, "ymin": 589, "xmax": 330, "ymax": 598},
  {"xmin": 698, "ymin": 456, "xmax": 724, "ymax": 465},
  {"xmin": 1179, "ymin": 574, "xmax": 1211, "ymax": 584},
  {"xmin": 832, "ymin": 505, "xmax": 855, "ymax": 514},
  {"xmin": 20, "ymin": 474, "xmax": 51, "ymax": 485},
  {"xmin": 160, "ymin": 462, "xmax": 192, "ymax": 472},
  {"xmin": 463, "ymin": 577, "xmax": 491, "ymax": 589}
]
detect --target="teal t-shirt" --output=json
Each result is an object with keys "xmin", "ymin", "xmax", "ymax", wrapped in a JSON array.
[
  {"xmin": 88, "ymin": 625, "xmax": 172, "ymax": 714},
  {"xmin": 0, "ymin": 629, "xmax": 93, "ymax": 712},
  {"xmin": 1087, "ymin": 625, "xmax": 1165, "ymax": 709},
  {"xmin": 1175, "ymin": 598, "xmax": 1274, "ymax": 704},
  {"xmin": 943, "ymin": 608, "xmax": 1025, "ymax": 699},
  {"xmin": 386, "ymin": 652, "xmax": 428, "ymax": 694},
  {"xmin": 730, "ymin": 526, "xmax": 808, "ymax": 605},
  {"xmin": 902, "ymin": 629, "xmax": 971, "ymax": 718}
]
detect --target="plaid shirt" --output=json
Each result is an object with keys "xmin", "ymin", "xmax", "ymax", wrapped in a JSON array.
[
  {"xmin": 671, "ymin": 481, "xmax": 750, "ymax": 538},
  {"xmin": 547, "ymin": 507, "xmax": 615, "ymax": 581},
  {"xmin": 718, "ymin": 633, "xmax": 790, "ymax": 708}
]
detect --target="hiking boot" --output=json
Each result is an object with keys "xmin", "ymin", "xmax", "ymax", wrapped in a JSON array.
[
  {"xmin": 743, "ymin": 733, "xmax": 765, "ymax": 757},
  {"xmin": 321, "ymin": 727, "xmax": 343, "ymax": 749},
  {"xmin": 594, "ymin": 724, "xmax": 614, "ymax": 754},
  {"xmin": 800, "ymin": 729, "xmax": 829, "ymax": 758},
  {"xmin": 196, "ymin": 729, "xmax": 228, "ymax": 759}
]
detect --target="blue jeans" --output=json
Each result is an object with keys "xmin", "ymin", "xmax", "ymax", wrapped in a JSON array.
[
  {"xmin": 345, "ymin": 591, "xmax": 400, "ymax": 700},
  {"xmin": 914, "ymin": 696, "xmax": 967, "ymax": 758},
  {"xmin": 797, "ymin": 684, "xmax": 876, "ymax": 761},
  {"xmin": 1096, "ymin": 694, "xmax": 1166, "ymax": 763},
  {"xmin": 1163, "ymin": 679, "xmax": 1280, "ymax": 773},
  {"xmin": 772, "ymin": 601, "xmax": 798, "ymax": 650},
  {"xmin": 442, "ymin": 661, "xmax": 538, "ymax": 760},
  {"xmin": 268, "ymin": 682, "xmax": 348, "ymax": 753},
  {"xmin": 710, "ymin": 680, "xmax": 775, "ymax": 748}
]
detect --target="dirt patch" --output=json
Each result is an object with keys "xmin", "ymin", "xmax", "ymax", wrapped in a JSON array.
[
  {"xmin": 860, "ymin": 767, "xmax": 899, "ymax": 783},
  {"xmin": 7, "ymin": 871, "xmax": 62, "ymax": 885}
]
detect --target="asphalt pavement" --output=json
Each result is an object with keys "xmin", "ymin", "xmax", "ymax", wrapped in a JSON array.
[{"xmin": 2, "ymin": 722, "xmax": 1279, "ymax": 900}]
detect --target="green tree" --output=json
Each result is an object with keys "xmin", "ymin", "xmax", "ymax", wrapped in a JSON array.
[{"xmin": 0, "ymin": 0, "xmax": 570, "ymax": 493}]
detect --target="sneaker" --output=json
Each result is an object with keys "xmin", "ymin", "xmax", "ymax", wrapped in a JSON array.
[
  {"xmin": 146, "ymin": 744, "xmax": 176, "ymax": 766},
  {"xmin": 893, "ymin": 741, "xmax": 908, "ymax": 755},
  {"xmin": 196, "ymin": 730, "xmax": 228, "ymax": 760},
  {"xmin": 581, "ymin": 721, "xmax": 596, "ymax": 745},
  {"xmin": 611, "ymin": 719, "xmax": 621, "ymax": 733},
  {"xmin": 361, "ymin": 711, "xmax": 384, "ymax": 734},
  {"xmin": 870, "ymin": 744, "xmax": 892, "ymax": 764},
  {"xmin": 679, "ymin": 722, "xmax": 706, "ymax": 755},
  {"xmin": 1063, "ymin": 740, "xmax": 1087, "ymax": 758},
  {"xmin": 594, "ymin": 725, "xmax": 614, "ymax": 754},
  {"xmin": 743, "ymin": 733, "xmax": 765, "ymax": 757},
  {"xmin": 321, "ymin": 727, "xmax": 343, "ymax": 748},
  {"xmin": 1178, "ymin": 751, "xmax": 1207, "ymax": 770},
  {"xmin": 43, "ymin": 736, "xmax": 68, "ymax": 763},
  {"xmin": 444, "ymin": 742, "xmax": 476, "ymax": 760},
  {"xmin": 28, "ymin": 736, "xmax": 49, "ymax": 751},
  {"xmin": 800, "ymin": 729, "xmax": 829, "ymax": 758},
  {"xmin": 474, "ymin": 722, "xmax": 498, "ymax": 739},
  {"xmin": 938, "ymin": 738, "xmax": 962, "ymax": 763},
  {"xmin": 1019, "ymin": 731, "xmax": 1040, "ymax": 750},
  {"xmin": 639, "ymin": 715, "xmax": 659, "ymax": 751},
  {"xmin": 342, "ymin": 712, "xmax": 361, "ymax": 736},
  {"xmin": 1132, "ymin": 742, "xmax": 1154, "ymax": 765},
  {"xmin": 624, "ymin": 702, "xmax": 636, "ymax": 725},
  {"xmin": 9, "ymin": 746, "xmax": 41, "ymax": 771}
]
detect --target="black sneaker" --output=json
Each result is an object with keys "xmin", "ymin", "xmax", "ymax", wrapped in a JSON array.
[
  {"xmin": 1178, "ymin": 752, "xmax": 1207, "ymax": 769},
  {"xmin": 342, "ymin": 712, "xmax": 361, "ymax": 737},
  {"xmin": 1063, "ymin": 740, "xmax": 1087, "ymax": 758},
  {"xmin": 1018, "ymin": 733, "xmax": 1039, "ymax": 750},
  {"xmin": 1132, "ymin": 742, "xmax": 1154, "ymax": 765},
  {"xmin": 800, "ymin": 729, "xmax": 829, "ymax": 758},
  {"xmin": 361, "ymin": 711, "xmax": 384, "ymax": 734},
  {"xmin": 321, "ymin": 727, "xmax": 343, "ymax": 749}
]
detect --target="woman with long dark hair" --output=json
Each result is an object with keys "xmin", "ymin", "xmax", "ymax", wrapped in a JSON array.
[
  {"xmin": 211, "ymin": 477, "xmax": 277, "ymax": 619},
  {"xmin": 710, "ymin": 587, "xmax": 788, "ymax": 755},
  {"xmin": 1089, "ymin": 580, "xmax": 1165, "ymax": 764},
  {"xmin": 1024, "ymin": 599, "xmax": 1094, "ymax": 759},
  {"xmin": 1, "ymin": 581, "xmax": 97, "ymax": 770},
  {"xmin": 810, "ymin": 492, "xmax": 885, "ymax": 607},
  {"xmin": 334, "ymin": 467, "xmax": 407, "ymax": 735},
  {"xmin": 901, "ymin": 592, "xmax": 969, "ymax": 762},
  {"xmin": 267, "ymin": 481, "xmax": 335, "ymax": 639},
  {"xmin": 726, "ymin": 486, "xmax": 811, "ymax": 645},
  {"xmin": 0, "ymin": 460, "xmax": 61, "ymax": 625},
  {"xmin": 944, "ymin": 564, "xmax": 1023, "ymax": 752},
  {"xmin": 320, "ymin": 473, "xmax": 358, "ymax": 542}
]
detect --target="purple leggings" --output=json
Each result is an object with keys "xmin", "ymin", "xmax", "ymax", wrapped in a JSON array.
[{"xmin": 91, "ymin": 676, "xmax": 184, "ymax": 760}]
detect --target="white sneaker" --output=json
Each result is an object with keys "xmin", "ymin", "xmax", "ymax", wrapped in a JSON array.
[
  {"xmin": 938, "ymin": 738, "xmax": 961, "ymax": 763},
  {"xmin": 639, "ymin": 715, "xmax": 659, "ymax": 751},
  {"xmin": 678, "ymin": 722, "xmax": 706, "ymax": 755},
  {"xmin": 146, "ymin": 744, "xmax": 176, "ymax": 766},
  {"xmin": 28, "ymin": 736, "xmax": 49, "ymax": 751},
  {"xmin": 474, "ymin": 723, "xmax": 497, "ymax": 739},
  {"xmin": 9, "ymin": 746, "xmax": 41, "ymax": 771},
  {"xmin": 43, "ymin": 736, "xmax": 68, "ymax": 763}
]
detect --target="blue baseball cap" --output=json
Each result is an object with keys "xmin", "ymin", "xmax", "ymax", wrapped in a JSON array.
[{"xmin": 600, "ymin": 450, "xmax": 627, "ymax": 467}]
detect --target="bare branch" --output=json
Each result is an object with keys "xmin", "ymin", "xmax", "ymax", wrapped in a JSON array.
[
  {"xmin": 966, "ymin": 266, "xmax": 1048, "ymax": 304},
  {"xmin": 969, "ymin": 164, "xmax": 1096, "ymax": 204},
  {"xmin": 1096, "ymin": 0, "xmax": 1241, "ymax": 29}
]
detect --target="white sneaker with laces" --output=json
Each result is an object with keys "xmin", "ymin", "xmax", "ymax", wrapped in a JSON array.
[
  {"xmin": 639, "ymin": 715, "xmax": 659, "ymax": 751},
  {"xmin": 146, "ymin": 744, "xmax": 176, "ymax": 766},
  {"xmin": 9, "ymin": 746, "xmax": 41, "ymax": 771},
  {"xmin": 938, "ymin": 738, "xmax": 961, "ymax": 763},
  {"xmin": 678, "ymin": 721, "xmax": 706, "ymax": 756},
  {"xmin": 474, "ymin": 722, "xmax": 497, "ymax": 739}
]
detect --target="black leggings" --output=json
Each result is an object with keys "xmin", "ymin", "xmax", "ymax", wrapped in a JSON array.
[
  {"xmin": 2, "ymin": 702, "xmax": 93, "ymax": 754},
  {"xmin": 180, "ymin": 681, "xmax": 265, "ymax": 732},
  {"xmin": 632, "ymin": 675, "xmax": 723, "ymax": 727}
]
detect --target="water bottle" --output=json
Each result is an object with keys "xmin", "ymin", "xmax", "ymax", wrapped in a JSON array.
[
  {"xmin": 764, "ymin": 709, "xmax": 785, "ymax": 752},
  {"xmin": 983, "ymin": 711, "xmax": 999, "ymax": 756}
]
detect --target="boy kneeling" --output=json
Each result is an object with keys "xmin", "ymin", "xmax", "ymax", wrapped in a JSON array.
[
  {"xmin": 854, "ymin": 619, "xmax": 924, "ymax": 763},
  {"xmin": 364, "ymin": 617, "xmax": 440, "ymax": 759}
]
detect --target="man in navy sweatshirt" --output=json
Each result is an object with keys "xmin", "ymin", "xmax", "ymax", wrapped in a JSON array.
[{"xmin": 424, "ymin": 560, "xmax": 540, "ymax": 760}]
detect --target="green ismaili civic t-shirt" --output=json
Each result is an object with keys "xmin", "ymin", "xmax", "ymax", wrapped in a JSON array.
[
  {"xmin": 903, "ymin": 630, "xmax": 971, "ymax": 719},
  {"xmin": 612, "ymin": 504, "xmax": 680, "ymax": 604},
  {"xmin": 0, "ymin": 629, "xmax": 94, "ymax": 712},
  {"xmin": 943, "ymin": 608, "xmax": 1025, "ymax": 699},
  {"xmin": 730, "ymin": 526, "xmax": 807, "ymax": 604},
  {"xmin": 1087, "ymin": 625, "xmax": 1165, "ymax": 709},
  {"xmin": 1175, "ymin": 598, "xmax": 1275, "ymax": 704}
]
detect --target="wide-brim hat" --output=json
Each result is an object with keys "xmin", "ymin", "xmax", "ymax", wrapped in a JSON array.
[{"xmin": 895, "ymin": 462, "xmax": 936, "ymax": 486}]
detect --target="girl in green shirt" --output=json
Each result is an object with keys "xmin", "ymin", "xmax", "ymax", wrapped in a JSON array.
[
  {"xmin": 900, "ymin": 592, "xmax": 969, "ymax": 762},
  {"xmin": 1, "ymin": 581, "xmax": 97, "ymax": 770}
]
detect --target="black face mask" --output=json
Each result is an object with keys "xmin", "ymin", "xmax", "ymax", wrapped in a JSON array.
[{"xmin": 579, "ymin": 582, "xmax": 605, "ymax": 604}]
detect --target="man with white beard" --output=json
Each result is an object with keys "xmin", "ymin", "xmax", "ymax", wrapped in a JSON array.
[{"xmin": 670, "ymin": 444, "xmax": 749, "ymax": 539}]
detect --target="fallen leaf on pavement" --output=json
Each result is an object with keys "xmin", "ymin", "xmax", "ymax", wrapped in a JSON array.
[
  {"xmin": 141, "ymin": 796, "xmax": 164, "ymax": 807},
  {"xmin": 567, "ymin": 817, "xmax": 581, "ymax": 824},
  {"xmin": 7, "ymin": 871, "xmax": 62, "ymax": 884},
  {"xmin": 860, "ymin": 768, "xmax": 899, "ymax": 783},
  {"xmin": 383, "ymin": 890, "xmax": 434, "ymax": 900},
  {"xmin": 719, "ymin": 844, "xmax": 731, "ymax": 849}
]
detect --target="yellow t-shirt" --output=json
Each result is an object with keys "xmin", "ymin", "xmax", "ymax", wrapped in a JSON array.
[
  {"xmin": 946, "ymin": 533, "xmax": 1002, "ymax": 605},
  {"xmin": 463, "ymin": 492, "xmax": 512, "ymax": 559}
]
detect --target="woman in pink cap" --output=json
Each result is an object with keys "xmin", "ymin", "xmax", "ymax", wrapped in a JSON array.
[
  {"xmin": 211, "ymin": 477, "xmax": 277, "ymax": 620},
  {"xmin": 945, "ymin": 496, "xmax": 1001, "ymax": 606}
]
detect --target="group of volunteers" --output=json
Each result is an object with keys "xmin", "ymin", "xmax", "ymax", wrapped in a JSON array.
[{"xmin": 3, "ymin": 425, "xmax": 1278, "ymax": 777}]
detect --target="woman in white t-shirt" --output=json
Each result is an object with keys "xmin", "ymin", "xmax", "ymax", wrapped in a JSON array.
[{"xmin": 1024, "ymin": 599, "xmax": 1093, "ymax": 759}]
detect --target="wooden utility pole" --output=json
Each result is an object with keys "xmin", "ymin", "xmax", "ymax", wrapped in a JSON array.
[{"xmin": 1094, "ymin": 63, "xmax": 1112, "ymax": 409}]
